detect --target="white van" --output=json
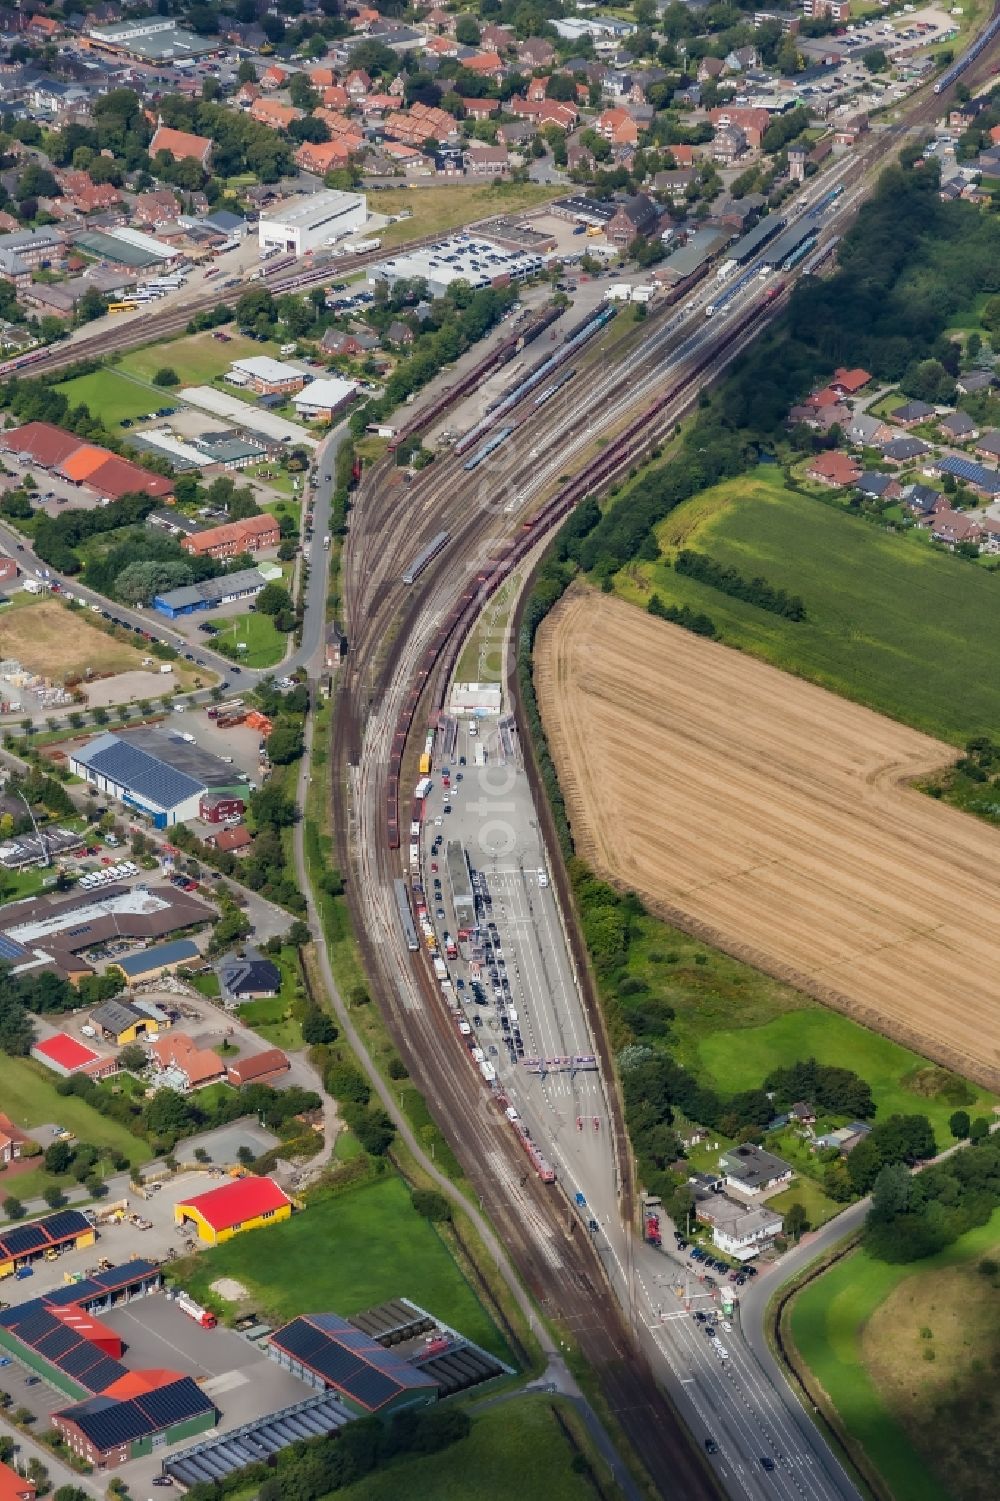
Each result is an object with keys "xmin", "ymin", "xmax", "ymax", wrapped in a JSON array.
[{"xmin": 538, "ymin": 868, "xmax": 548, "ymax": 888}]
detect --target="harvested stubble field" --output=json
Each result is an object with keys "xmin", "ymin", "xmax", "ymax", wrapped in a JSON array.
[
  {"xmin": 536, "ymin": 587, "xmax": 1000, "ymax": 1088},
  {"xmin": 0, "ymin": 597, "xmax": 147, "ymax": 679}
]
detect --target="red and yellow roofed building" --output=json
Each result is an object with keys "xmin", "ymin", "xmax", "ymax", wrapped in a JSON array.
[{"xmin": 174, "ymin": 1176, "xmax": 293, "ymax": 1247}]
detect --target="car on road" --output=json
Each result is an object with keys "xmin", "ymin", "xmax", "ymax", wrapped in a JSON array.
[
  {"xmin": 721, "ymin": 1320, "xmax": 732, "ymax": 1333},
  {"xmin": 434, "ymin": 816, "xmax": 443, "ymax": 826},
  {"xmin": 704, "ymin": 1438, "xmax": 718, "ymax": 1454},
  {"xmin": 24, "ymin": 1375, "xmax": 40, "ymax": 1385},
  {"xmin": 435, "ymin": 908, "xmax": 445, "ymax": 919},
  {"xmin": 714, "ymin": 1344, "xmax": 729, "ymax": 1360},
  {"xmin": 760, "ymin": 1457, "xmax": 775, "ymax": 1471}
]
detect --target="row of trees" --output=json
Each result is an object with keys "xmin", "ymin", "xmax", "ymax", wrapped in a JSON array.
[
  {"xmin": 647, "ymin": 593, "xmax": 717, "ymax": 637},
  {"xmin": 674, "ymin": 550, "xmax": 807, "ymax": 620}
]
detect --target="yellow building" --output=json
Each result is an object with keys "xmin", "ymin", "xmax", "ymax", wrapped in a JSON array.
[
  {"xmin": 0, "ymin": 1209, "xmax": 95, "ymax": 1278},
  {"xmin": 89, "ymin": 998, "xmax": 166, "ymax": 1047},
  {"xmin": 174, "ymin": 1177, "xmax": 292, "ymax": 1247}
]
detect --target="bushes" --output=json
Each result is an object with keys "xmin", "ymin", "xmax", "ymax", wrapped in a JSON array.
[
  {"xmin": 647, "ymin": 593, "xmax": 717, "ymax": 637},
  {"xmin": 674, "ymin": 550, "xmax": 806, "ymax": 621}
]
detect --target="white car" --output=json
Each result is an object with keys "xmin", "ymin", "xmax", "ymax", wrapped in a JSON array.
[
  {"xmin": 715, "ymin": 1344, "xmax": 729, "ymax": 1360},
  {"xmin": 434, "ymin": 816, "xmax": 443, "ymax": 827},
  {"xmin": 721, "ymin": 1320, "xmax": 732, "ymax": 1333}
]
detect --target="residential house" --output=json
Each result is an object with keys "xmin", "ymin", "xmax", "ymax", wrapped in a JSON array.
[
  {"xmin": 386, "ymin": 319, "xmax": 415, "ymax": 346},
  {"xmin": 981, "ymin": 517, "xmax": 1000, "ymax": 554},
  {"xmin": 345, "ymin": 69, "xmax": 372, "ymax": 99},
  {"xmin": 957, "ymin": 370, "xmax": 994, "ymax": 396},
  {"xmin": 517, "ymin": 37, "xmax": 555, "ymax": 68},
  {"xmin": 250, "ymin": 99, "xmax": 302, "ymax": 132},
  {"xmin": 463, "ymin": 97, "xmax": 498, "ymax": 120},
  {"xmin": 882, "ymin": 436, "xmax": 930, "ymax": 465},
  {"xmin": 852, "ymin": 474, "xmax": 900, "ymax": 504},
  {"xmin": 260, "ymin": 64, "xmax": 288, "ymax": 91},
  {"xmin": 0, "ymin": 1111, "xmax": 32, "ymax": 1165},
  {"xmin": 217, "ymin": 956, "xmax": 282, "ymax": 1003},
  {"xmin": 936, "ymin": 454, "xmax": 1000, "ymax": 497},
  {"xmin": 482, "ymin": 23, "xmax": 515, "ymax": 50},
  {"xmin": 204, "ymin": 825, "xmax": 252, "ymax": 855},
  {"xmin": 830, "ymin": 366, "xmax": 871, "ymax": 398},
  {"xmin": 295, "ymin": 139, "xmax": 355, "ymax": 174},
  {"xmin": 847, "ymin": 411, "xmax": 892, "ymax": 448},
  {"xmin": 462, "ymin": 51, "xmax": 506, "ymax": 80},
  {"xmin": 181, "ymin": 514, "xmax": 279, "ymax": 560},
  {"xmin": 713, "ymin": 126, "xmax": 749, "ymax": 165},
  {"xmin": 813, "ymin": 1122, "xmax": 871, "ymax": 1155},
  {"xmin": 902, "ymin": 483, "xmax": 948, "ymax": 518},
  {"xmin": 226, "ymin": 1048, "xmax": 291, "ymax": 1088},
  {"xmin": 133, "ymin": 189, "xmax": 180, "ymax": 228},
  {"xmin": 949, "ymin": 96, "xmax": 990, "ymax": 130},
  {"xmin": 973, "ymin": 430, "xmax": 1000, "ymax": 464},
  {"xmin": 149, "ymin": 1032, "xmax": 224, "ymax": 1091},
  {"xmin": 808, "ymin": 451, "xmax": 861, "ymax": 487},
  {"xmin": 788, "ymin": 1102, "xmax": 816, "ymax": 1126},
  {"xmin": 466, "ymin": 143, "xmax": 509, "ymax": 176},
  {"xmin": 149, "ymin": 123, "xmax": 212, "ymax": 169},
  {"xmin": 834, "ymin": 115, "xmax": 868, "ymax": 148},
  {"xmin": 889, "ymin": 399, "xmax": 935, "ymax": 426},
  {"xmin": 708, "ymin": 106, "xmax": 770, "ymax": 150},
  {"xmin": 605, "ymin": 192, "xmax": 659, "ymax": 248},
  {"xmin": 788, "ymin": 400, "xmax": 850, "ymax": 434},
  {"xmin": 695, "ymin": 1193, "xmax": 784, "ymax": 1260},
  {"xmin": 719, "ymin": 1143, "xmax": 793, "ymax": 1197},
  {"xmin": 697, "ymin": 56, "xmax": 725, "ymax": 83},
  {"xmin": 938, "ymin": 410, "xmax": 978, "ymax": 442},
  {"xmin": 509, "ymin": 97, "xmax": 578, "ymax": 131},
  {"xmin": 726, "ymin": 44, "xmax": 760, "ymax": 71},
  {"xmin": 927, "ymin": 510, "xmax": 984, "ymax": 548},
  {"xmin": 596, "ymin": 107, "xmax": 639, "ymax": 146}
]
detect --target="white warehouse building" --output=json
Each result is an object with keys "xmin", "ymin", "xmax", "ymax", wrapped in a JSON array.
[{"xmin": 258, "ymin": 191, "xmax": 367, "ymax": 256}]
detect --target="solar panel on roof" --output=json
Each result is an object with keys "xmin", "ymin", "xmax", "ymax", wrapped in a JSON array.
[
  {"xmin": 309, "ymin": 1343, "xmax": 362, "ymax": 1387},
  {"xmin": 13, "ymin": 1310, "xmax": 60, "ymax": 1344},
  {"xmin": 92, "ymin": 1259, "xmax": 158, "ymax": 1288},
  {"xmin": 274, "ymin": 1319, "xmax": 328, "ymax": 1362},
  {"xmin": 87, "ymin": 740, "xmax": 203, "ymax": 811},
  {"xmin": 36, "ymin": 1326, "xmax": 80, "ymax": 1360},
  {"xmin": 45, "ymin": 1280, "xmax": 102, "ymax": 1306},
  {"xmin": 59, "ymin": 1341, "xmax": 105, "ymax": 1378},
  {"xmin": 79, "ymin": 1357, "xmax": 128, "ymax": 1393},
  {"xmin": 0, "ymin": 1224, "xmax": 48, "ymax": 1257},
  {"xmin": 137, "ymin": 1378, "xmax": 214, "ymax": 1429},
  {"xmin": 42, "ymin": 1210, "xmax": 90, "ymax": 1242},
  {"xmin": 71, "ymin": 1398, "xmax": 151, "ymax": 1450},
  {"xmin": 0, "ymin": 934, "xmax": 28, "ymax": 961},
  {"xmin": 343, "ymin": 1365, "xmax": 399, "ymax": 1409}
]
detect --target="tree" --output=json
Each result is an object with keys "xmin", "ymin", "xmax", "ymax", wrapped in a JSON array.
[
  {"xmin": 783, "ymin": 1202, "xmax": 807, "ymax": 1241},
  {"xmin": 254, "ymin": 581, "xmax": 294, "ymax": 618},
  {"xmin": 153, "ymin": 367, "xmax": 179, "ymax": 387},
  {"xmin": 2, "ymin": 1197, "xmax": 25, "ymax": 1220},
  {"xmin": 950, "ymin": 1109, "xmax": 971, "ymax": 1140},
  {"xmin": 869, "ymin": 1163, "xmax": 911, "ymax": 1223},
  {"xmin": 862, "ymin": 46, "xmax": 888, "ymax": 73},
  {"xmin": 970, "ymin": 1116, "xmax": 990, "ymax": 1142},
  {"xmin": 42, "ymin": 1185, "xmax": 66, "ymax": 1209},
  {"xmin": 44, "ymin": 1140, "xmax": 73, "ymax": 1175},
  {"xmin": 352, "ymin": 1107, "xmax": 395, "ymax": 1155},
  {"xmin": 267, "ymin": 718, "xmax": 304, "ymax": 765},
  {"xmin": 455, "ymin": 14, "xmax": 481, "ymax": 45},
  {"xmin": 237, "ymin": 1145, "xmax": 255, "ymax": 1167},
  {"xmin": 117, "ymin": 1043, "xmax": 147, "ymax": 1072},
  {"xmin": 302, "ymin": 1008, "xmax": 337, "ymax": 1045},
  {"xmin": 411, "ymin": 1189, "xmax": 452, "ymax": 1221},
  {"xmin": 237, "ymin": 59, "xmax": 257, "ymax": 84}
]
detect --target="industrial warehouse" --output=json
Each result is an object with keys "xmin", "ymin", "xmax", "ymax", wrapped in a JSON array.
[
  {"xmin": 69, "ymin": 728, "xmax": 252, "ymax": 827},
  {"xmin": 258, "ymin": 190, "xmax": 367, "ymax": 256}
]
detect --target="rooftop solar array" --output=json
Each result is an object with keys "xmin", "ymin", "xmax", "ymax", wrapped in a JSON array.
[
  {"xmin": 937, "ymin": 454, "xmax": 1000, "ymax": 493},
  {"xmin": 271, "ymin": 1315, "xmax": 437, "ymax": 1411},
  {"xmin": 0, "ymin": 1209, "xmax": 90, "ymax": 1262},
  {"xmin": 57, "ymin": 1376, "xmax": 216, "ymax": 1451},
  {"xmin": 73, "ymin": 734, "xmax": 204, "ymax": 812},
  {"xmin": 2, "ymin": 1299, "xmax": 127, "ymax": 1393},
  {"xmin": 0, "ymin": 933, "xmax": 28, "ymax": 961}
]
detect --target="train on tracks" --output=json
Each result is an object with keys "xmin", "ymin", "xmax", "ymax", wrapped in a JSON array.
[
  {"xmin": 384, "ymin": 285, "xmax": 787, "ymax": 857},
  {"xmin": 934, "ymin": 6, "xmax": 1000, "ymax": 92},
  {"xmin": 394, "ymin": 878, "xmax": 419, "ymax": 952}
]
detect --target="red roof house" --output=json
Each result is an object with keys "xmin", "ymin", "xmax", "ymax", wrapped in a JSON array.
[
  {"xmin": 830, "ymin": 366, "xmax": 871, "ymax": 396},
  {"xmin": 150, "ymin": 124, "xmax": 213, "ymax": 169},
  {"xmin": 0, "ymin": 1461, "xmax": 35, "ymax": 1501},
  {"xmin": 226, "ymin": 1048, "xmax": 291, "ymax": 1087},
  {"xmin": 807, "ymin": 451, "xmax": 861, "ymax": 487}
]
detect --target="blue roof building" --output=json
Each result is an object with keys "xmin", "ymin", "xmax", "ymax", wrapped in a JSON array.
[
  {"xmin": 116, "ymin": 939, "xmax": 200, "ymax": 978},
  {"xmin": 268, "ymin": 1313, "xmax": 438, "ymax": 1416},
  {"xmin": 69, "ymin": 733, "xmax": 205, "ymax": 829}
]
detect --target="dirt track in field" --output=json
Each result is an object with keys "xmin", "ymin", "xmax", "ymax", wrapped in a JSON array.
[{"xmin": 535, "ymin": 586, "xmax": 1000, "ymax": 1088}]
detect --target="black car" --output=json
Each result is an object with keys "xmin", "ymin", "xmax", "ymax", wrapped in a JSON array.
[
  {"xmin": 705, "ymin": 1439, "xmax": 718, "ymax": 1455},
  {"xmin": 24, "ymin": 1376, "xmax": 40, "ymax": 1387},
  {"xmin": 231, "ymin": 666, "xmax": 242, "ymax": 674},
  {"xmin": 760, "ymin": 1458, "xmax": 775, "ymax": 1472}
]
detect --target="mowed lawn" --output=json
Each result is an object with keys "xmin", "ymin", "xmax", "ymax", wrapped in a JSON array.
[
  {"xmin": 212, "ymin": 610, "xmax": 285, "ymax": 669},
  {"xmin": 116, "ymin": 330, "xmax": 281, "ymax": 387},
  {"xmin": 696, "ymin": 1010, "xmax": 997, "ymax": 1149},
  {"xmin": 334, "ymin": 1397, "xmax": 593, "ymax": 1501},
  {"xmin": 0, "ymin": 1056, "xmax": 151, "ymax": 1207},
  {"xmin": 788, "ymin": 1206, "xmax": 1000, "ymax": 1501},
  {"xmin": 55, "ymin": 370, "xmax": 158, "ymax": 426},
  {"xmin": 175, "ymin": 1176, "xmax": 508, "ymax": 1359},
  {"xmin": 624, "ymin": 470, "xmax": 1000, "ymax": 744}
]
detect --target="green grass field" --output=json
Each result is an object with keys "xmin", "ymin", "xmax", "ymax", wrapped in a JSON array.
[
  {"xmin": 212, "ymin": 611, "xmax": 286, "ymax": 669},
  {"xmin": 788, "ymin": 1206, "xmax": 1000, "ymax": 1501},
  {"xmin": 0, "ymin": 1056, "xmax": 152, "ymax": 1210},
  {"xmin": 334, "ymin": 1397, "xmax": 597, "ymax": 1501},
  {"xmin": 173, "ymin": 1176, "xmax": 508, "ymax": 1358},
  {"xmin": 115, "ymin": 331, "xmax": 280, "ymax": 388},
  {"xmin": 696, "ymin": 1010, "xmax": 995, "ymax": 1150},
  {"xmin": 55, "ymin": 370, "xmax": 158, "ymax": 426},
  {"xmin": 621, "ymin": 469, "xmax": 1000, "ymax": 744}
]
